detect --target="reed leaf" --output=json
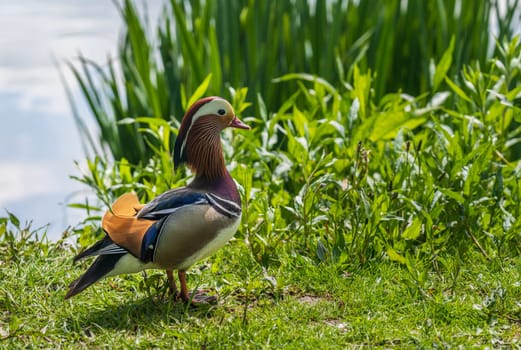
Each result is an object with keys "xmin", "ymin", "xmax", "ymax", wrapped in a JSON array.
[{"xmin": 70, "ymin": 0, "xmax": 519, "ymax": 164}]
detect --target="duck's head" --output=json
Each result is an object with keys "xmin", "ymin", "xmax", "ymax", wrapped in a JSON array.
[{"xmin": 174, "ymin": 97, "xmax": 250, "ymax": 179}]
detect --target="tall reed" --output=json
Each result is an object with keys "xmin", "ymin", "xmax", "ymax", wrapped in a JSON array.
[{"xmin": 69, "ymin": 0, "xmax": 519, "ymax": 164}]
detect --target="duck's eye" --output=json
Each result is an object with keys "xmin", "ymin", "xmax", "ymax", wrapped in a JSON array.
[{"xmin": 217, "ymin": 109, "xmax": 226, "ymax": 116}]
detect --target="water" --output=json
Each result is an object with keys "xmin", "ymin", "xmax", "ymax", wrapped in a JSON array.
[{"xmin": 0, "ymin": 0, "xmax": 161, "ymax": 240}]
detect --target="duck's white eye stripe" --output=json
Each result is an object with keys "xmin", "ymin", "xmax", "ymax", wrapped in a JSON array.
[
  {"xmin": 191, "ymin": 99, "xmax": 229, "ymax": 123},
  {"xmin": 180, "ymin": 98, "xmax": 232, "ymax": 155}
]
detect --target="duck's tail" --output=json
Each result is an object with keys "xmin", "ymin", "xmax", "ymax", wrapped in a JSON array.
[{"xmin": 65, "ymin": 193, "xmax": 156, "ymax": 299}]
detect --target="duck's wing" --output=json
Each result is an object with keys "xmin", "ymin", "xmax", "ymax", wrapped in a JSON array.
[{"xmin": 136, "ymin": 187, "xmax": 209, "ymax": 220}]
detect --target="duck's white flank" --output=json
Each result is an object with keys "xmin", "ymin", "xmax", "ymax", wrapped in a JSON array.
[{"xmin": 106, "ymin": 254, "xmax": 158, "ymax": 278}]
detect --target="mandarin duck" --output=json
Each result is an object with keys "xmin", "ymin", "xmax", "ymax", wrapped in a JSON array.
[{"xmin": 65, "ymin": 96, "xmax": 249, "ymax": 303}]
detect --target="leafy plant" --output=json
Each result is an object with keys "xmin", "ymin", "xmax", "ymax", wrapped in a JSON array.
[
  {"xmin": 68, "ymin": 0, "xmax": 520, "ymax": 164},
  {"xmin": 70, "ymin": 34, "xmax": 521, "ymax": 270},
  {"xmin": 0, "ymin": 212, "xmax": 50, "ymax": 263}
]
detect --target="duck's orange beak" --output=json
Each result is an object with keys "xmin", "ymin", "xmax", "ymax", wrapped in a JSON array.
[{"xmin": 230, "ymin": 116, "xmax": 250, "ymax": 130}]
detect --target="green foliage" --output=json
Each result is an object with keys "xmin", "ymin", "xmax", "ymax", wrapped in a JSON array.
[
  {"xmin": 69, "ymin": 0, "xmax": 519, "ymax": 163},
  {"xmin": 246, "ymin": 36, "xmax": 521, "ymax": 268},
  {"xmin": 71, "ymin": 36, "xmax": 521, "ymax": 271},
  {"xmin": 0, "ymin": 212, "xmax": 50, "ymax": 263}
]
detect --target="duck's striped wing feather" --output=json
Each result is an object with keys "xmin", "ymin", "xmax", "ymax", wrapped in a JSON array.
[
  {"xmin": 137, "ymin": 188, "xmax": 209, "ymax": 220},
  {"xmin": 72, "ymin": 236, "xmax": 127, "ymax": 263}
]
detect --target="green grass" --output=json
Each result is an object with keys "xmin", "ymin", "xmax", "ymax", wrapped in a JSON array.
[{"xmin": 2, "ymin": 221, "xmax": 521, "ymax": 348}]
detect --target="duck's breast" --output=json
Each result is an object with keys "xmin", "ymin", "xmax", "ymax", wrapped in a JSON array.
[{"xmin": 152, "ymin": 204, "xmax": 241, "ymax": 270}]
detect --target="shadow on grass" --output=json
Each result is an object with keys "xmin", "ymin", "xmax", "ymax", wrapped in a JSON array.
[{"xmin": 67, "ymin": 295, "xmax": 217, "ymax": 333}]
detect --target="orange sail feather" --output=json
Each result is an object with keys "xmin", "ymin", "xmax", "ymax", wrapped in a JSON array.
[{"xmin": 101, "ymin": 193, "xmax": 154, "ymax": 258}]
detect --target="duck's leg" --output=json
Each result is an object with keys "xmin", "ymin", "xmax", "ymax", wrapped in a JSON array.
[
  {"xmin": 166, "ymin": 269, "xmax": 178, "ymax": 297},
  {"xmin": 178, "ymin": 270, "xmax": 190, "ymax": 302},
  {"xmin": 178, "ymin": 270, "xmax": 217, "ymax": 305}
]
